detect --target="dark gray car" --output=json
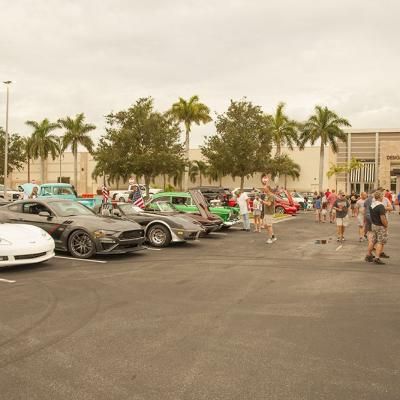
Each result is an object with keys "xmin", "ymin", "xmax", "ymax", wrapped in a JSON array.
[
  {"xmin": 0, "ymin": 199, "xmax": 145, "ymax": 259},
  {"xmin": 96, "ymin": 202, "xmax": 204, "ymax": 247}
]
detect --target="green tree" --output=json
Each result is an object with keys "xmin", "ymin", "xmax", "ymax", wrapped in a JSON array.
[
  {"xmin": 54, "ymin": 136, "xmax": 66, "ymax": 183},
  {"xmin": 265, "ymin": 154, "xmax": 301, "ymax": 189},
  {"xmin": 299, "ymin": 106, "xmax": 350, "ymax": 192},
  {"xmin": 0, "ymin": 128, "xmax": 25, "ymax": 184},
  {"xmin": 192, "ymin": 160, "xmax": 208, "ymax": 186},
  {"xmin": 267, "ymin": 102, "xmax": 300, "ymax": 156},
  {"xmin": 100, "ymin": 97, "xmax": 184, "ymax": 197},
  {"xmin": 21, "ymin": 135, "xmax": 34, "ymax": 183},
  {"xmin": 327, "ymin": 163, "xmax": 347, "ymax": 192},
  {"xmin": 170, "ymin": 95, "xmax": 212, "ymax": 191},
  {"xmin": 25, "ymin": 119, "xmax": 59, "ymax": 183},
  {"xmin": 58, "ymin": 113, "xmax": 96, "ymax": 189},
  {"xmin": 201, "ymin": 99, "xmax": 272, "ymax": 189}
]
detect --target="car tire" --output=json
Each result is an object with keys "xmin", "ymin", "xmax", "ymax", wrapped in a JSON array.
[
  {"xmin": 147, "ymin": 224, "xmax": 171, "ymax": 248},
  {"xmin": 275, "ymin": 206, "xmax": 285, "ymax": 214},
  {"xmin": 119, "ymin": 197, "xmax": 125, "ymax": 202},
  {"xmin": 68, "ymin": 230, "xmax": 96, "ymax": 259}
]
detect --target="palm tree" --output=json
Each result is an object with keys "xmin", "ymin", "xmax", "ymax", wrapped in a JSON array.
[
  {"xmin": 327, "ymin": 164, "xmax": 347, "ymax": 192},
  {"xmin": 192, "ymin": 160, "xmax": 208, "ymax": 186},
  {"xmin": 170, "ymin": 96, "xmax": 212, "ymax": 191},
  {"xmin": 58, "ymin": 113, "xmax": 96, "ymax": 190},
  {"xmin": 55, "ymin": 136, "xmax": 66, "ymax": 183},
  {"xmin": 21, "ymin": 136, "xmax": 34, "ymax": 182},
  {"xmin": 188, "ymin": 161, "xmax": 199, "ymax": 184},
  {"xmin": 267, "ymin": 102, "xmax": 300, "ymax": 156},
  {"xmin": 25, "ymin": 119, "xmax": 59, "ymax": 183},
  {"xmin": 300, "ymin": 106, "xmax": 350, "ymax": 192},
  {"xmin": 266, "ymin": 155, "xmax": 300, "ymax": 189}
]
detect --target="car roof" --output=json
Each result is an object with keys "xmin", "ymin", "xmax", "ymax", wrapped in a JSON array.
[
  {"xmin": 40, "ymin": 183, "xmax": 72, "ymax": 187},
  {"xmin": 153, "ymin": 192, "xmax": 190, "ymax": 197}
]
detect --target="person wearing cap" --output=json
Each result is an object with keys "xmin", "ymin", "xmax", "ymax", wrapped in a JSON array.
[
  {"xmin": 333, "ymin": 190, "xmax": 350, "ymax": 242},
  {"xmin": 262, "ymin": 186, "xmax": 277, "ymax": 244},
  {"xmin": 365, "ymin": 191, "xmax": 389, "ymax": 265}
]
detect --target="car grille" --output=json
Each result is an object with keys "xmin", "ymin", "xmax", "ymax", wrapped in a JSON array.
[
  {"xmin": 14, "ymin": 252, "xmax": 47, "ymax": 260},
  {"xmin": 119, "ymin": 230, "xmax": 144, "ymax": 240},
  {"xmin": 12, "ymin": 193, "xmax": 20, "ymax": 200}
]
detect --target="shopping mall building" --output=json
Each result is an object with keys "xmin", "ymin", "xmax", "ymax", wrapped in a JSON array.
[{"xmin": 8, "ymin": 128, "xmax": 400, "ymax": 194}]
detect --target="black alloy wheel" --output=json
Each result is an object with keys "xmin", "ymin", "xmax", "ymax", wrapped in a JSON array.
[
  {"xmin": 147, "ymin": 224, "xmax": 172, "ymax": 248},
  {"xmin": 68, "ymin": 230, "xmax": 96, "ymax": 259}
]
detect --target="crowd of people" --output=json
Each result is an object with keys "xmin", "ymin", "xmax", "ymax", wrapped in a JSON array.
[
  {"xmin": 312, "ymin": 187, "xmax": 398, "ymax": 265},
  {"xmin": 234, "ymin": 185, "xmax": 398, "ymax": 265}
]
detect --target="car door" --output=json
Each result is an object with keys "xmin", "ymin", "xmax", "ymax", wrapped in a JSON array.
[{"xmin": 18, "ymin": 202, "xmax": 60, "ymax": 234}]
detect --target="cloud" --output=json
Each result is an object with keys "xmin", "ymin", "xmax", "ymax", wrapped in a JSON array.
[{"xmin": 1, "ymin": 0, "xmax": 400, "ymax": 147}]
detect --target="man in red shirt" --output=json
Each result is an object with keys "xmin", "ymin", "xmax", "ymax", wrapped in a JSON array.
[
  {"xmin": 325, "ymin": 188, "xmax": 331, "ymax": 198},
  {"xmin": 385, "ymin": 189, "xmax": 393, "ymax": 204}
]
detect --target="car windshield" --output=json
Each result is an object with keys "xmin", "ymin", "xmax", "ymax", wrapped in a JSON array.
[
  {"xmin": 50, "ymin": 201, "xmax": 95, "ymax": 217},
  {"xmin": 118, "ymin": 204, "xmax": 143, "ymax": 215},
  {"xmin": 148, "ymin": 201, "xmax": 176, "ymax": 212}
]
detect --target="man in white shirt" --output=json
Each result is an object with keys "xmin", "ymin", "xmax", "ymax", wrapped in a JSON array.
[{"xmin": 236, "ymin": 189, "xmax": 250, "ymax": 231}]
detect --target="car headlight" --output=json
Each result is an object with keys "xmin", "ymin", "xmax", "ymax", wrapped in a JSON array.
[
  {"xmin": 41, "ymin": 232, "xmax": 53, "ymax": 240},
  {"xmin": 93, "ymin": 229, "xmax": 117, "ymax": 238},
  {"xmin": 0, "ymin": 238, "xmax": 12, "ymax": 245}
]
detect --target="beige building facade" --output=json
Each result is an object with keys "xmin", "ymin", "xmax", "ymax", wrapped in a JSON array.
[
  {"xmin": 329, "ymin": 129, "xmax": 400, "ymax": 193},
  {"xmin": 9, "ymin": 128, "xmax": 400, "ymax": 194}
]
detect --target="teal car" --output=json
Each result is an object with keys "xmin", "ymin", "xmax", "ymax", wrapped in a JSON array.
[
  {"xmin": 149, "ymin": 190, "xmax": 240, "ymax": 227},
  {"xmin": 37, "ymin": 183, "xmax": 102, "ymax": 208}
]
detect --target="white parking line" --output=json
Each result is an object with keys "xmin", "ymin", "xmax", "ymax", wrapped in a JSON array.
[
  {"xmin": 144, "ymin": 247, "xmax": 162, "ymax": 251},
  {"xmin": 54, "ymin": 256, "xmax": 107, "ymax": 264},
  {"xmin": 209, "ymin": 232, "xmax": 228, "ymax": 236},
  {"xmin": 335, "ymin": 245, "xmax": 343, "ymax": 251},
  {"xmin": 0, "ymin": 278, "xmax": 16, "ymax": 283}
]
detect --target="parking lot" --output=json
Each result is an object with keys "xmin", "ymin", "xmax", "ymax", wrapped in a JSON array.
[{"xmin": 1, "ymin": 213, "xmax": 400, "ymax": 400}]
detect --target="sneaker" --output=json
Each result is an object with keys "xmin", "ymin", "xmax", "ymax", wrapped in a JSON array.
[
  {"xmin": 365, "ymin": 255, "xmax": 374, "ymax": 263},
  {"xmin": 337, "ymin": 237, "xmax": 341, "ymax": 242},
  {"xmin": 374, "ymin": 258, "xmax": 385, "ymax": 265},
  {"xmin": 272, "ymin": 237, "xmax": 277, "ymax": 242},
  {"xmin": 341, "ymin": 237, "xmax": 345, "ymax": 242},
  {"xmin": 380, "ymin": 252, "xmax": 390, "ymax": 259},
  {"xmin": 266, "ymin": 239, "xmax": 273, "ymax": 244}
]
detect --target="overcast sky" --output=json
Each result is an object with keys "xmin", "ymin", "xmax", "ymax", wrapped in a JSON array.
[{"xmin": 1, "ymin": 0, "xmax": 400, "ymax": 147}]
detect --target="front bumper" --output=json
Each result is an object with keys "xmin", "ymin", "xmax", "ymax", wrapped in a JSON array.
[
  {"xmin": 96, "ymin": 236, "xmax": 145, "ymax": 254},
  {"xmin": 171, "ymin": 228, "xmax": 203, "ymax": 243},
  {"xmin": 0, "ymin": 241, "xmax": 55, "ymax": 268},
  {"xmin": 223, "ymin": 218, "xmax": 241, "ymax": 227}
]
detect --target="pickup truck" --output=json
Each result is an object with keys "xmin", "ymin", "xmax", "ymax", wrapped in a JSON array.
[
  {"xmin": 110, "ymin": 184, "xmax": 163, "ymax": 202},
  {"xmin": 21, "ymin": 183, "xmax": 103, "ymax": 208}
]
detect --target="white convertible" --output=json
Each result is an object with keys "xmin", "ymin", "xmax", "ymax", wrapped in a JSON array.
[{"xmin": 0, "ymin": 224, "xmax": 55, "ymax": 268}]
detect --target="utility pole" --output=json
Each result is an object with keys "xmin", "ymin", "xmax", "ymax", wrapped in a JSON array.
[{"xmin": 3, "ymin": 81, "xmax": 12, "ymax": 200}]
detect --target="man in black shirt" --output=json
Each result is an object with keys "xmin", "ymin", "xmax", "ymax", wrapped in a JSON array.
[{"xmin": 365, "ymin": 191, "xmax": 388, "ymax": 265}]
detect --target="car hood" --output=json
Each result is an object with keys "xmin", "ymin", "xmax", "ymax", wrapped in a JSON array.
[
  {"xmin": 0, "ymin": 223, "xmax": 50, "ymax": 241},
  {"xmin": 64, "ymin": 215, "xmax": 143, "ymax": 231},
  {"xmin": 189, "ymin": 189, "xmax": 215, "ymax": 219}
]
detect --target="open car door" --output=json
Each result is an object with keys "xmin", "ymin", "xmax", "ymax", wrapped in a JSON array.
[{"xmin": 189, "ymin": 189, "xmax": 215, "ymax": 220}]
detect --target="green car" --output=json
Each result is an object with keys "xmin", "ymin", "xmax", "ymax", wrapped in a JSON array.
[{"xmin": 149, "ymin": 190, "xmax": 240, "ymax": 227}]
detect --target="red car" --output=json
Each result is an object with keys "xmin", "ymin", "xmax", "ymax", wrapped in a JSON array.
[{"xmin": 229, "ymin": 189, "xmax": 297, "ymax": 215}]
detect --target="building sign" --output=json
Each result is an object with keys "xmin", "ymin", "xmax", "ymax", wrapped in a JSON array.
[{"xmin": 387, "ymin": 155, "xmax": 400, "ymax": 160}]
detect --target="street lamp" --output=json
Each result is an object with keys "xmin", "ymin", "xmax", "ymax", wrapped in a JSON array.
[{"xmin": 3, "ymin": 81, "xmax": 12, "ymax": 200}]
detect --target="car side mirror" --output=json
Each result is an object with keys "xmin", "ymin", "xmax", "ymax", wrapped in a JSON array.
[{"xmin": 39, "ymin": 211, "xmax": 52, "ymax": 218}]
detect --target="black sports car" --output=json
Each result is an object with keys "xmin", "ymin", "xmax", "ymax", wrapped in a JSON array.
[
  {"xmin": 95, "ymin": 202, "xmax": 204, "ymax": 247},
  {"xmin": 0, "ymin": 199, "xmax": 145, "ymax": 258}
]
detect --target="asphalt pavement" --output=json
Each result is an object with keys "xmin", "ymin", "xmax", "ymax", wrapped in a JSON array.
[{"xmin": 1, "ymin": 212, "xmax": 400, "ymax": 400}]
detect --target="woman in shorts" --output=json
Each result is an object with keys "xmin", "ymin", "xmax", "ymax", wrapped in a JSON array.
[{"xmin": 253, "ymin": 194, "xmax": 263, "ymax": 232}]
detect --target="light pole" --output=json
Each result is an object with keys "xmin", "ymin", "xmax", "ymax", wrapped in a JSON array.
[{"xmin": 3, "ymin": 81, "xmax": 12, "ymax": 200}]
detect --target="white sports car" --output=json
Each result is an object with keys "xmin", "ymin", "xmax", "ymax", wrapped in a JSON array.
[{"xmin": 0, "ymin": 224, "xmax": 55, "ymax": 268}]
